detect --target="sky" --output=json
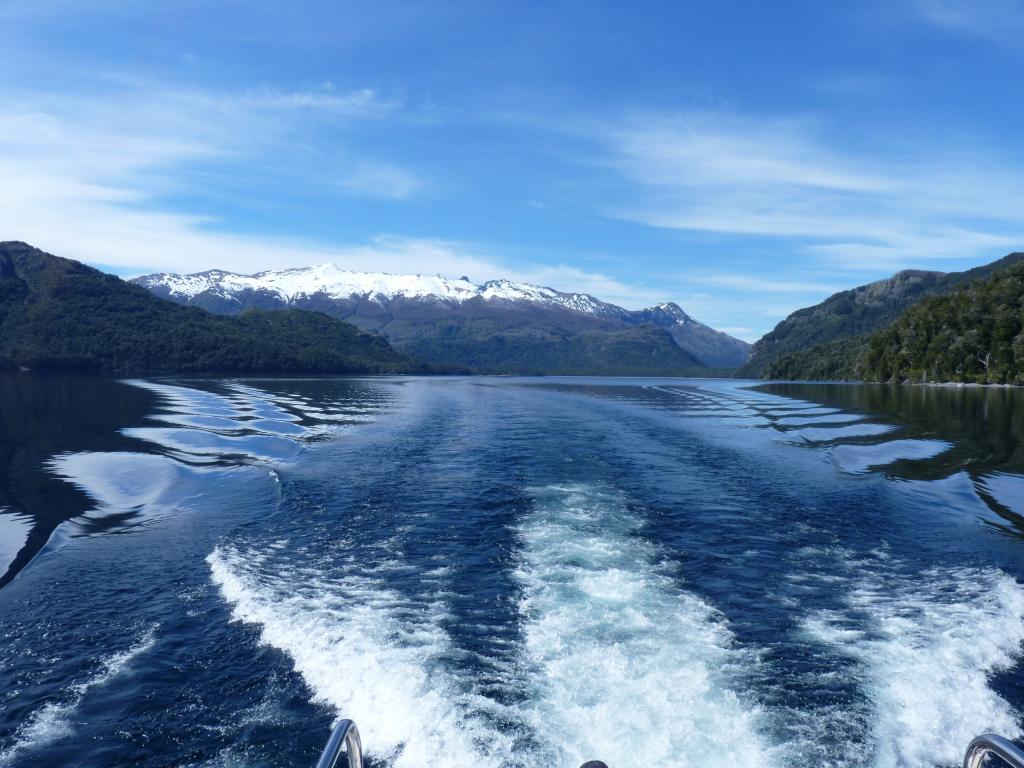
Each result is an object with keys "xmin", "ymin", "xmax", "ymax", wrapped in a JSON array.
[{"xmin": 1, "ymin": 1, "xmax": 1023, "ymax": 341}]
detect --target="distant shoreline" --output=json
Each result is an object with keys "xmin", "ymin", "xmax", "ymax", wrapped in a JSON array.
[
  {"xmin": 759, "ymin": 378, "xmax": 1023, "ymax": 389},
  {"xmin": 915, "ymin": 380, "xmax": 1022, "ymax": 389}
]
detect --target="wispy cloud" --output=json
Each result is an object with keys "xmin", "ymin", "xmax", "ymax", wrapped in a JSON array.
[
  {"xmin": 334, "ymin": 162, "xmax": 421, "ymax": 200},
  {"xmin": 598, "ymin": 112, "xmax": 1024, "ymax": 270},
  {"xmin": 0, "ymin": 86, "xmax": 668, "ymax": 309},
  {"xmin": 911, "ymin": 0, "xmax": 1024, "ymax": 41},
  {"xmin": 0, "ymin": 80, "xmax": 418, "ymax": 207},
  {"xmin": 0, "ymin": 82, "xmax": 418, "ymax": 267},
  {"xmin": 237, "ymin": 86, "xmax": 388, "ymax": 115},
  {"xmin": 511, "ymin": 263, "xmax": 665, "ymax": 308}
]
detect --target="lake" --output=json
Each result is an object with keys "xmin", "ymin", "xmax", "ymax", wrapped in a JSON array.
[{"xmin": 1, "ymin": 375, "xmax": 1023, "ymax": 768}]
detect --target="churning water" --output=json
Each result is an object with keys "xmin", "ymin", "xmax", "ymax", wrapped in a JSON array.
[{"xmin": 1, "ymin": 375, "xmax": 1024, "ymax": 768}]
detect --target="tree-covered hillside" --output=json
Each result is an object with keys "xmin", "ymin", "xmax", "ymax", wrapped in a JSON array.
[
  {"xmin": 398, "ymin": 321, "xmax": 705, "ymax": 376},
  {"xmin": 740, "ymin": 270, "xmax": 945, "ymax": 378},
  {"xmin": 744, "ymin": 251, "xmax": 1024, "ymax": 380},
  {"xmin": 0, "ymin": 242, "xmax": 418, "ymax": 374},
  {"xmin": 756, "ymin": 335, "xmax": 869, "ymax": 381},
  {"xmin": 860, "ymin": 261, "xmax": 1024, "ymax": 384}
]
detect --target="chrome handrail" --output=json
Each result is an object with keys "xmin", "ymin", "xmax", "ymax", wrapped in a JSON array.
[
  {"xmin": 316, "ymin": 719, "xmax": 364, "ymax": 768},
  {"xmin": 317, "ymin": 724, "xmax": 1024, "ymax": 768},
  {"xmin": 965, "ymin": 734, "xmax": 1024, "ymax": 768}
]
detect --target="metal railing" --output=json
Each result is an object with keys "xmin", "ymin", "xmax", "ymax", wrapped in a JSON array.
[
  {"xmin": 965, "ymin": 734, "xmax": 1024, "ymax": 768},
  {"xmin": 316, "ymin": 723, "xmax": 1024, "ymax": 768},
  {"xmin": 316, "ymin": 719, "xmax": 364, "ymax": 768}
]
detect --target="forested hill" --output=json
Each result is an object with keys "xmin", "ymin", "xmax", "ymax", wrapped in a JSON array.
[
  {"xmin": 742, "ymin": 251, "xmax": 1024, "ymax": 380},
  {"xmin": 860, "ymin": 261, "xmax": 1024, "ymax": 384},
  {"xmin": 0, "ymin": 242, "xmax": 419, "ymax": 374}
]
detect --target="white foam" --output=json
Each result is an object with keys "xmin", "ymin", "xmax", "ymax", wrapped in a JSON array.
[
  {"xmin": 0, "ymin": 628, "xmax": 157, "ymax": 766},
  {"xmin": 207, "ymin": 485, "xmax": 778, "ymax": 768},
  {"xmin": 514, "ymin": 484, "xmax": 776, "ymax": 768},
  {"xmin": 805, "ymin": 567, "xmax": 1024, "ymax": 768},
  {"xmin": 207, "ymin": 546, "xmax": 512, "ymax": 768}
]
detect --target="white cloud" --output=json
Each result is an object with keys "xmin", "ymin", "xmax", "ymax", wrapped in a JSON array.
[
  {"xmin": 610, "ymin": 116, "xmax": 891, "ymax": 194},
  {"xmin": 600, "ymin": 113, "xmax": 1024, "ymax": 270},
  {"xmin": 0, "ymin": 95, "xmax": 669, "ymax": 311},
  {"xmin": 0, "ymin": 81, "xmax": 417, "ymax": 207},
  {"xmin": 0, "ymin": 80, "xmax": 692, "ymax": 313},
  {"xmin": 238, "ymin": 86, "xmax": 386, "ymax": 115}
]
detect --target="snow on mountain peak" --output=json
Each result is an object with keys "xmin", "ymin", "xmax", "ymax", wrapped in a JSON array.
[
  {"xmin": 650, "ymin": 301, "xmax": 710, "ymax": 328},
  {"xmin": 137, "ymin": 264, "xmax": 724, "ymax": 331},
  {"xmin": 140, "ymin": 263, "xmax": 619, "ymax": 314}
]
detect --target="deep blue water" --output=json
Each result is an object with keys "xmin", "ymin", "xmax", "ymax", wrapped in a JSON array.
[{"xmin": 1, "ymin": 375, "xmax": 1024, "ymax": 768}]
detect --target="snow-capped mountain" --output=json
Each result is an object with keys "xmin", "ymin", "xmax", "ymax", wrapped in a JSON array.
[
  {"xmin": 135, "ymin": 264, "xmax": 751, "ymax": 372},
  {"xmin": 138, "ymin": 264, "xmax": 629, "ymax": 317}
]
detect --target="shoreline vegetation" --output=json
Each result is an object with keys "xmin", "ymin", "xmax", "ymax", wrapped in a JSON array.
[{"xmin": 765, "ymin": 378, "xmax": 1024, "ymax": 389}]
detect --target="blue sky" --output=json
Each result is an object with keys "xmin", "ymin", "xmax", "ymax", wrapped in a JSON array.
[{"xmin": 1, "ymin": 1, "xmax": 1023, "ymax": 340}]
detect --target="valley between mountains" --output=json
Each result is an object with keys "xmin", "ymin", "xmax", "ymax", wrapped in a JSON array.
[{"xmin": 4, "ymin": 240, "xmax": 1024, "ymax": 382}]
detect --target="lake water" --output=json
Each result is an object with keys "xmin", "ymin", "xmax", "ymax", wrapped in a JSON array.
[{"xmin": 1, "ymin": 375, "xmax": 1023, "ymax": 768}]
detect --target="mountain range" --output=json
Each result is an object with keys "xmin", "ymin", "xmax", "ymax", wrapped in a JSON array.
[
  {"xmin": 6, "ymin": 239, "xmax": 1021, "ymax": 383},
  {"xmin": 134, "ymin": 264, "xmax": 751, "ymax": 374}
]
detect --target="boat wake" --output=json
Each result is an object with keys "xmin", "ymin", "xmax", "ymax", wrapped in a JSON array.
[
  {"xmin": 0, "ymin": 628, "xmax": 156, "ymax": 767},
  {"xmin": 208, "ymin": 482, "xmax": 777, "ymax": 768},
  {"xmin": 805, "ymin": 562, "xmax": 1024, "ymax": 768},
  {"xmin": 513, "ymin": 483, "xmax": 775, "ymax": 768},
  {"xmin": 208, "ymin": 545, "xmax": 513, "ymax": 768}
]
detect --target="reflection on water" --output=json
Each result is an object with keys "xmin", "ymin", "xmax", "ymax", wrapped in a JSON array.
[
  {"xmin": 639, "ymin": 381, "xmax": 1024, "ymax": 539},
  {"xmin": 827, "ymin": 439, "xmax": 954, "ymax": 475},
  {"xmin": 755, "ymin": 382, "xmax": 1024, "ymax": 538},
  {"xmin": 0, "ymin": 375, "xmax": 153, "ymax": 587},
  {"xmin": 979, "ymin": 474, "xmax": 1024, "ymax": 517},
  {"xmin": 0, "ymin": 374, "xmax": 402, "ymax": 587},
  {"xmin": 755, "ymin": 383, "xmax": 1024, "ymax": 477},
  {"xmin": 0, "ymin": 508, "xmax": 32, "ymax": 577}
]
